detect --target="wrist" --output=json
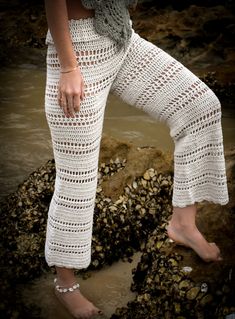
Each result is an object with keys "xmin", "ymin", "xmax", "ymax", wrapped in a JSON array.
[{"xmin": 60, "ymin": 63, "xmax": 79, "ymax": 74}]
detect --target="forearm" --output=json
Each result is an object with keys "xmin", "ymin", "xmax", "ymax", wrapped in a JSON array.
[{"xmin": 44, "ymin": 0, "xmax": 77, "ymax": 69}]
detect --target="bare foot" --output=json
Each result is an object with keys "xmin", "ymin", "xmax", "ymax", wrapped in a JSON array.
[
  {"xmin": 54, "ymin": 278, "xmax": 103, "ymax": 319},
  {"xmin": 166, "ymin": 220, "xmax": 223, "ymax": 262}
]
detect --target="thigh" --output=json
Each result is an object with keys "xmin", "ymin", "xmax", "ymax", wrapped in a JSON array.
[
  {"xmin": 110, "ymin": 31, "xmax": 221, "ymax": 140},
  {"xmin": 45, "ymin": 43, "xmax": 110, "ymax": 196},
  {"xmin": 44, "ymin": 37, "xmax": 125, "ymax": 222},
  {"xmin": 44, "ymin": 35, "xmax": 126, "ymax": 267},
  {"xmin": 45, "ymin": 36, "xmax": 125, "ymax": 173}
]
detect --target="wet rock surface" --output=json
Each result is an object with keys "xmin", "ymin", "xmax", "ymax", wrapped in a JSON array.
[
  {"xmin": 132, "ymin": 1, "xmax": 235, "ymax": 81},
  {"xmin": 0, "ymin": 134, "xmax": 235, "ymax": 318}
]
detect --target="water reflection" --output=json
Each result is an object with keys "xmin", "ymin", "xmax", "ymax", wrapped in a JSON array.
[{"xmin": 0, "ymin": 65, "xmax": 234, "ymax": 201}]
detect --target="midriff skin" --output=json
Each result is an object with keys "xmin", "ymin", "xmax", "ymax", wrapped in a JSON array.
[{"xmin": 66, "ymin": 0, "xmax": 95, "ymax": 19}]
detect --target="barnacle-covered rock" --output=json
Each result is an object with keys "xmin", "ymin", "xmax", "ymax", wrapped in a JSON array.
[{"xmin": 0, "ymin": 135, "xmax": 234, "ymax": 318}]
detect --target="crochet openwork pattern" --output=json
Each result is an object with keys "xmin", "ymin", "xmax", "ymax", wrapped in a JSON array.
[
  {"xmin": 44, "ymin": 18, "xmax": 229, "ymax": 269},
  {"xmin": 81, "ymin": 0, "xmax": 136, "ymax": 48}
]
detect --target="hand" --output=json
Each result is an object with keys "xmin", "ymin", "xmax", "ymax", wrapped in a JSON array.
[{"xmin": 57, "ymin": 66, "xmax": 85, "ymax": 118}]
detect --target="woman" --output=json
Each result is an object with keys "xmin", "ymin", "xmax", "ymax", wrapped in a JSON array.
[{"xmin": 44, "ymin": 0, "xmax": 229, "ymax": 318}]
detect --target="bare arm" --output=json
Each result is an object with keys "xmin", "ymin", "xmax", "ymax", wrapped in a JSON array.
[{"xmin": 44, "ymin": 0, "xmax": 84, "ymax": 117}]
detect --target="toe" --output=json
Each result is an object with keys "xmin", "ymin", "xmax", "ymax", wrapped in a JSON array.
[
  {"xmin": 98, "ymin": 310, "xmax": 103, "ymax": 315},
  {"xmin": 92, "ymin": 307, "xmax": 103, "ymax": 316},
  {"xmin": 206, "ymin": 243, "xmax": 223, "ymax": 262}
]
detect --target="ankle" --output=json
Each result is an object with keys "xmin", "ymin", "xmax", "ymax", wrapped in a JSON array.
[
  {"xmin": 169, "ymin": 218, "xmax": 196, "ymax": 231},
  {"xmin": 55, "ymin": 266, "xmax": 76, "ymax": 286},
  {"xmin": 170, "ymin": 204, "xmax": 197, "ymax": 229},
  {"xmin": 55, "ymin": 276, "xmax": 77, "ymax": 288},
  {"xmin": 54, "ymin": 277, "xmax": 80, "ymax": 293}
]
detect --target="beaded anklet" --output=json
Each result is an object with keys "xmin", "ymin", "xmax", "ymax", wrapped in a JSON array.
[{"xmin": 54, "ymin": 277, "xmax": 80, "ymax": 293}]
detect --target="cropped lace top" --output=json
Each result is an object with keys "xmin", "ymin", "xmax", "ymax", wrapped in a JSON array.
[{"xmin": 81, "ymin": 0, "xmax": 138, "ymax": 48}]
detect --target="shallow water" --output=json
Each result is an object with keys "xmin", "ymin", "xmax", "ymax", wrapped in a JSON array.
[
  {"xmin": 21, "ymin": 252, "xmax": 142, "ymax": 318},
  {"xmin": 0, "ymin": 64, "xmax": 234, "ymax": 201}
]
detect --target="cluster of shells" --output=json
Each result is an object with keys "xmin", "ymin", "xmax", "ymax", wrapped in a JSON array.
[
  {"xmin": 91, "ymin": 161, "xmax": 173, "ymax": 269},
  {"xmin": 111, "ymin": 229, "xmax": 234, "ymax": 319},
  {"xmin": 0, "ymin": 157, "xmax": 234, "ymax": 318}
]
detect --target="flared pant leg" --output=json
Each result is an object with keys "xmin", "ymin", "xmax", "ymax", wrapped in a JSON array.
[
  {"xmin": 44, "ymin": 19, "xmax": 126, "ymax": 268},
  {"xmin": 110, "ymin": 31, "xmax": 229, "ymax": 208}
]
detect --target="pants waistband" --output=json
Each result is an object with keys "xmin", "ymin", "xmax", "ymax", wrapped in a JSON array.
[{"xmin": 45, "ymin": 17, "xmax": 103, "ymax": 45}]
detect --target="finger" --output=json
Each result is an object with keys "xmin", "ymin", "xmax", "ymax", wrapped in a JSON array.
[
  {"xmin": 73, "ymin": 93, "xmax": 81, "ymax": 112},
  {"xmin": 58, "ymin": 91, "xmax": 66, "ymax": 111},
  {"xmin": 81, "ymin": 80, "xmax": 85, "ymax": 101},
  {"xmin": 57, "ymin": 89, "xmax": 62, "ymax": 107},
  {"xmin": 60, "ymin": 95, "xmax": 69, "ymax": 117},
  {"xmin": 62, "ymin": 103, "xmax": 69, "ymax": 118},
  {"xmin": 67, "ymin": 94, "xmax": 75, "ymax": 117}
]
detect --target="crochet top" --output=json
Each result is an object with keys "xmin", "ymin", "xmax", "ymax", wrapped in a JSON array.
[{"xmin": 81, "ymin": 0, "xmax": 138, "ymax": 48}]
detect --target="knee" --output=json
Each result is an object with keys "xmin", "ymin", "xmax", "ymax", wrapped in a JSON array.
[
  {"xmin": 190, "ymin": 88, "xmax": 222, "ymax": 137},
  {"xmin": 169, "ymin": 86, "xmax": 222, "ymax": 141},
  {"xmin": 190, "ymin": 88, "xmax": 223, "ymax": 141},
  {"xmin": 204, "ymin": 87, "xmax": 221, "ymax": 117},
  {"xmin": 197, "ymin": 88, "xmax": 222, "ymax": 133}
]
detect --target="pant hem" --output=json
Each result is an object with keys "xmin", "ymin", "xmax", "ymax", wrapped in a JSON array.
[
  {"xmin": 45, "ymin": 259, "xmax": 91, "ymax": 270},
  {"xmin": 172, "ymin": 197, "xmax": 229, "ymax": 208}
]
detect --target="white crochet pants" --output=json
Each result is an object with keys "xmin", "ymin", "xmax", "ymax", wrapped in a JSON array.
[{"xmin": 44, "ymin": 18, "xmax": 229, "ymax": 269}]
